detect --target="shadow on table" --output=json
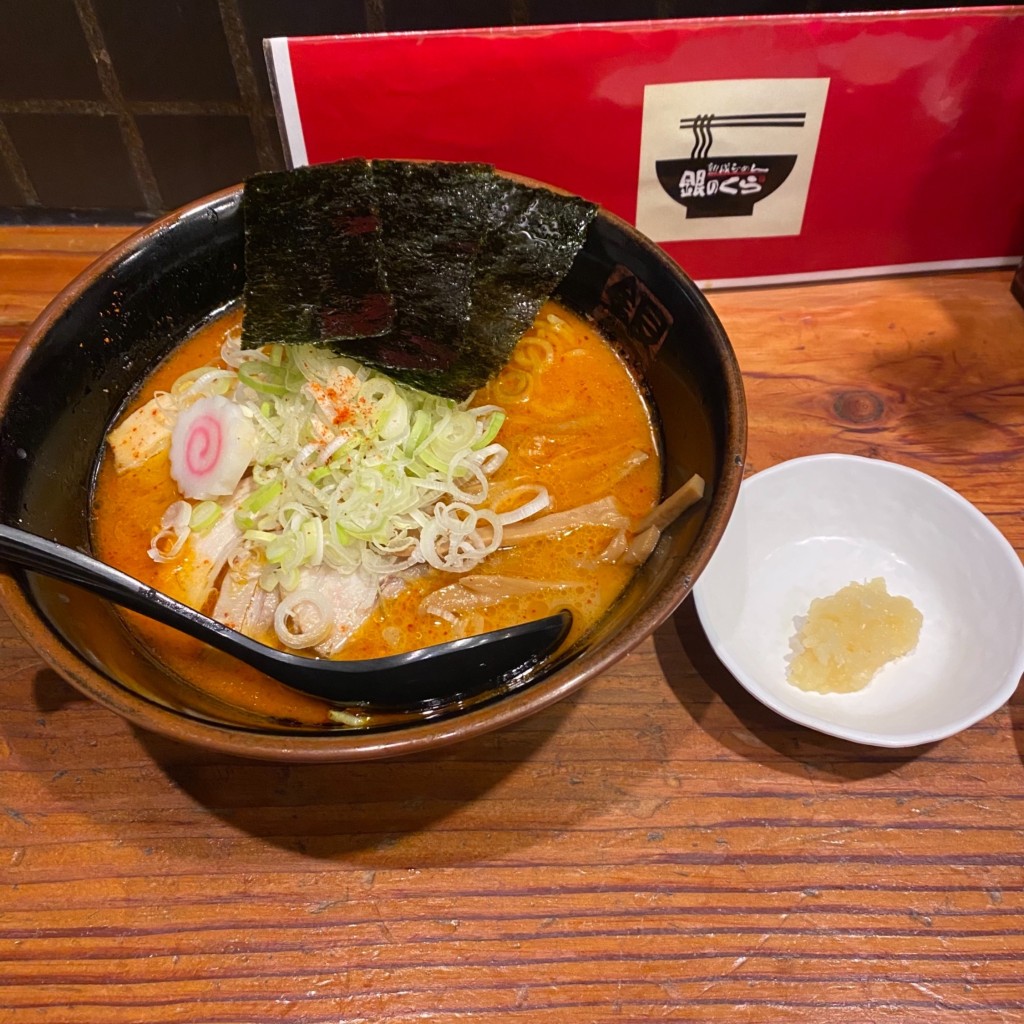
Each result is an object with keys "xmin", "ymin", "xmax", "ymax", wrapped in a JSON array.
[
  {"xmin": 129, "ymin": 692, "xmax": 588, "ymax": 865},
  {"xmin": 23, "ymin": 666, "xmax": 601, "ymax": 866},
  {"xmin": 655, "ymin": 596, "xmax": 933, "ymax": 780},
  {"xmin": 31, "ymin": 668, "xmax": 92, "ymax": 712}
]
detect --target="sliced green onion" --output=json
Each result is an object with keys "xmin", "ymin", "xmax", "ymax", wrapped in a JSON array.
[
  {"xmin": 154, "ymin": 339, "xmax": 517, "ymax": 587},
  {"xmin": 243, "ymin": 529, "xmax": 278, "ymax": 543},
  {"xmin": 242, "ymin": 479, "xmax": 283, "ymax": 514},
  {"xmin": 405, "ymin": 409, "xmax": 432, "ymax": 454},
  {"xmin": 328, "ymin": 708, "xmax": 370, "ymax": 726},
  {"xmin": 265, "ymin": 533, "xmax": 298, "ymax": 563},
  {"xmin": 472, "ymin": 411, "xmax": 505, "ymax": 449},
  {"xmin": 418, "ymin": 447, "xmax": 453, "ymax": 474},
  {"xmin": 189, "ymin": 500, "xmax": 222, "ymax": 533},
  {"xmin": 239, "ymin": 362, "xmax": 289, "ymax": 396}
]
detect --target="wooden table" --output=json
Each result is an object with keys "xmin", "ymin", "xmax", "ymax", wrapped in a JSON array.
[{"xmin": 2, "ymin": 227, "xmax": 1024, "ymax": 1022}]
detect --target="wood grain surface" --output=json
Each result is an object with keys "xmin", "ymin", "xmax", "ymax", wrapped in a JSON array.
[{"xmin": 2, "ymin": 228, "xmax": 1024, "ymax": 1022}]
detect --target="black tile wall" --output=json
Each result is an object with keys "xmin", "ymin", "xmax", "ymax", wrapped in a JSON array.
[
  {"xmin": 0, "ymin": 0, "xmax": 104, "ymax": 102},
  {"xmin": 5, "ymin": 113, "xmax": 144, "ymax": 210},
  {"xmin": 0, "ymin": 153, "xmax": 22, "ymax": 207},
  {"xmin": 527, "ymin": 0, "xmax": 666, "ymax": 23},
  {"xmin": 94, "ymin": 0, "xmax": 241, "ymax": 105},
  {"xmin": 136, "ymin": 114, "xmax": 258, "ymax": 210},
  {"xmin": 0, "ymin": 0, "xmax": 1002, "ymax": 223},
  {"xmin": 386, "ymin": 0, "xmax": 519, "ymax": 31}
]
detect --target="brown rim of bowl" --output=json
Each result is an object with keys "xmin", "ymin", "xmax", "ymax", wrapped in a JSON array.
[{"xmin": 0, "ymin": 183, "xmax": 747, "ymax": 762}]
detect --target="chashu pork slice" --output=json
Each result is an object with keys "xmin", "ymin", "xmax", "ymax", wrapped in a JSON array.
[
  {"xmin": 212, "ymin": 556, "xmax": 280, "ymax": 640},
  {"xmin": 178, "ymin": 478, "xmax": 255, "ymax": 610},
  {"xmin": 215, "ymin": 562, "xmax": 377, "ymax": 655},
  {"xmin": 293, "ymin": 564, "xmax": 379, "ymax": 657}
]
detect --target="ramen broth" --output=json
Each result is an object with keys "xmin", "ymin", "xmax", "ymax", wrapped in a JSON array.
[{"xmin": 92, "ymin": 301, "xmax": 661, "ymax": 724}]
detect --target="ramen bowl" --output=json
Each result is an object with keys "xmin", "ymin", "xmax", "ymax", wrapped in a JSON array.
[{"xmin": 0, "ymin": 176, "xmax": 745, "ymax": 761}]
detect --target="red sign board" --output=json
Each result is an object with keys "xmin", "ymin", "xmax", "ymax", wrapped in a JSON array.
[{"xmin": 268, "ymin": 9, "xmax": 1024, "ymax": 286}]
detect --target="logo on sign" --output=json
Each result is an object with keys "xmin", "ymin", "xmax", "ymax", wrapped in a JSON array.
[
  {"xmin": 657, "ymin": 111, "xmax": 805, "ymax": 218},
  {"xmin": 636, "ymin": 79, "xmax": 829, "ymax": 243}
]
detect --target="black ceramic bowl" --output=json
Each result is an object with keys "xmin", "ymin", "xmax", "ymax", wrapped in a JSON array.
[{"xmin": 0, "ymin": 178, "xmax": 746, "ymax": 761}]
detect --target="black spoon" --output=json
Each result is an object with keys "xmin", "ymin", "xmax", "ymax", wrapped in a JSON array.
[{"xmin": 0, "ymin": 525, "xmax": 572, "ymax": 708}]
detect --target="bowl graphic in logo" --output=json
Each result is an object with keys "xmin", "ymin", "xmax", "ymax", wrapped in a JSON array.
[{"xmin": 655, "ymin": 155, "xmax": 798, "ymax": 218}]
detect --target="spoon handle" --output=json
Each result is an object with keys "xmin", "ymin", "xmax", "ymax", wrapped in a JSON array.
[
  {"xmin": 0, "ymin": 524, "xmax": 573, "ymax": 707},
  {"xmin": 0, "ymin": 523, "xmax": 264, "ymax": 662}
]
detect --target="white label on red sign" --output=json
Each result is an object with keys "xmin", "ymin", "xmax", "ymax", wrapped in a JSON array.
[{"xmin": 636, "ymin": 77, "xmax": 830, "ymax": 242}]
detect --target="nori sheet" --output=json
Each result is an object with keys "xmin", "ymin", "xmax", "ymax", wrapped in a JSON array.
[
  {"xmin": 460, "ymin": 180, "xmax": 598, "ymax": 391},
  {"xmin": 356, "ymin": 170, "xmax": 596, "ymax": 398},
  {"xmin": 241, "ymin": 159, "xmax": 394, "ymax": 350},
  {"xmin": 330, "ymin": 160, "xmax": 501, "ymax": 390},
  {"xmin": 241, "ymin": 159, "xmax": 597, "ymax": 399}
]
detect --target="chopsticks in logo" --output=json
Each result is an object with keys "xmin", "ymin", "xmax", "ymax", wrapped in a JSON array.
[{"xmin": 680, "ymin": 112, "xmax": 807, "ymax": 159}]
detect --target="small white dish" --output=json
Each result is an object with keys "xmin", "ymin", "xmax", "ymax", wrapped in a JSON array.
[{"xmin": 692, "ymin": 454, "xmax": 1024, "ymax": 747}]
